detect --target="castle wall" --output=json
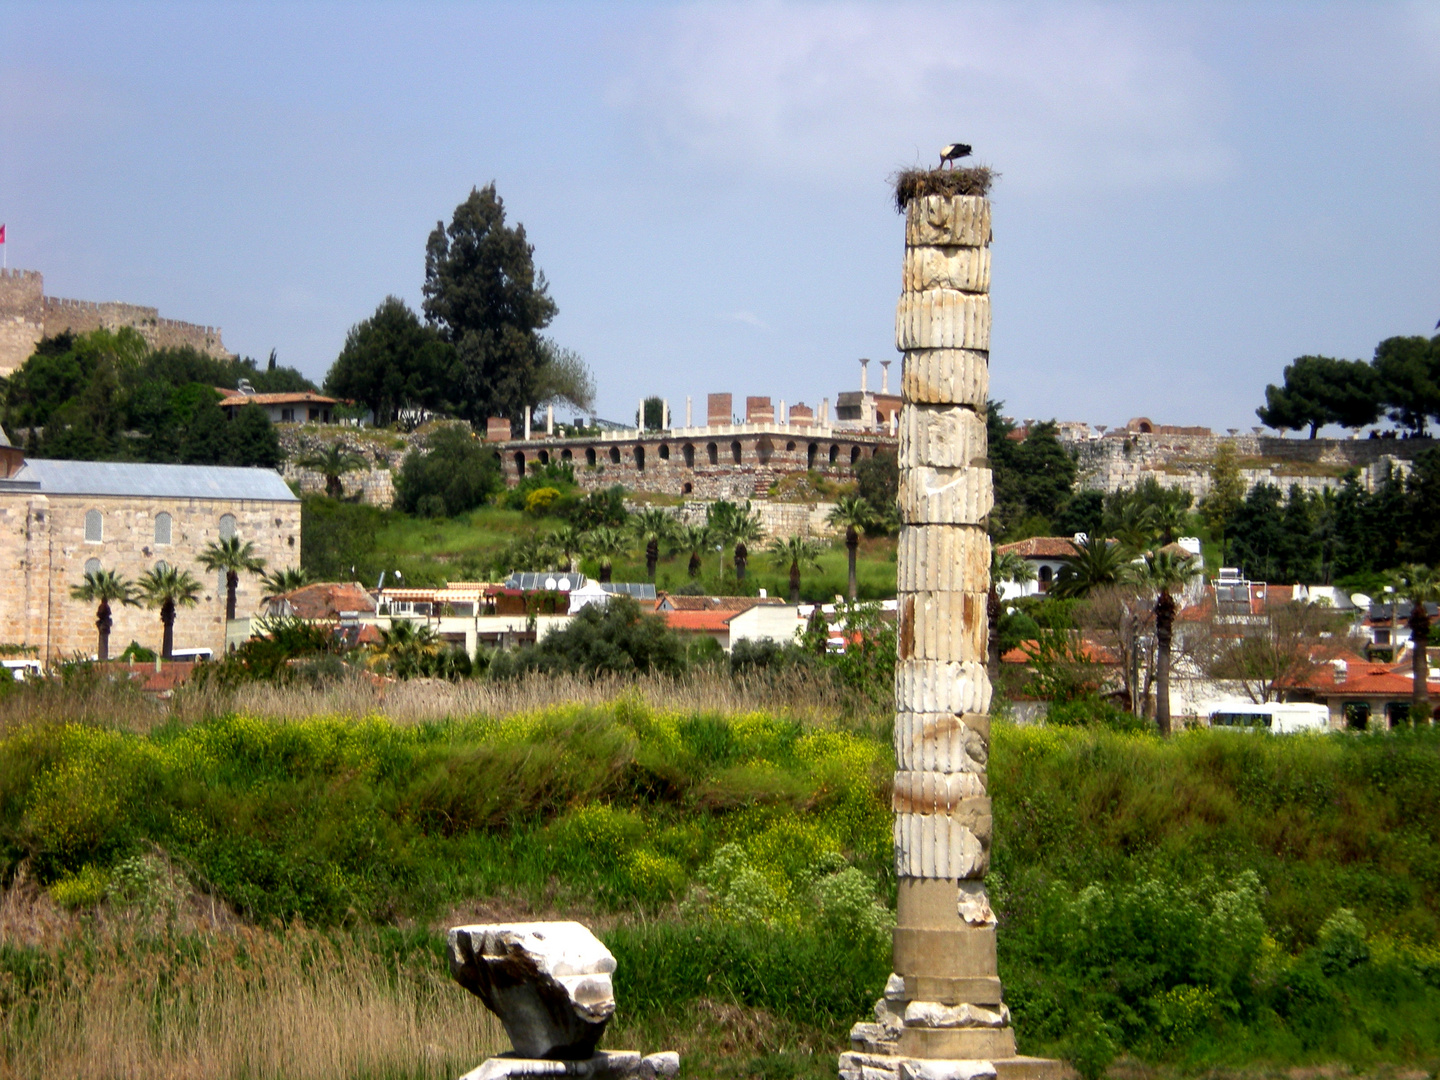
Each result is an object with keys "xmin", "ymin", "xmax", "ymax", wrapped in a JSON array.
[
  {"xmin": 0, "ymin": 268, "xmax": 232, "ymax": 376},
  {"xmin": 0, "ymin": 489, "xmax": 300, "ymax": 663}
]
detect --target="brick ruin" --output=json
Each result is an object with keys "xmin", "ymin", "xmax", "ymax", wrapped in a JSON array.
[{"xmin": 0, "ymin": 267, "xmax": 232, "ymax": 376}]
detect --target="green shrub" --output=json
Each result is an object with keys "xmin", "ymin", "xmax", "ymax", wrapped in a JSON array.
[
  {"xmin": 490, "ymin": 597, "xmax": 686, "ymax": 678},
  {"xmin": 393, "ymin": 424, "xmax": 503, "ymax": 517}
]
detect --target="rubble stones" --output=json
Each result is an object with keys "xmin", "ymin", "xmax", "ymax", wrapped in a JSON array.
[{"xmin": 449, "ymin": 923, "xmax": 617, "ymax": 1060}]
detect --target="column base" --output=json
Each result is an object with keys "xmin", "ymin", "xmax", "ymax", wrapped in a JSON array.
[{"xmin": 840, "ymin": 1051, "xmax": 1069, "ymax": 1080}]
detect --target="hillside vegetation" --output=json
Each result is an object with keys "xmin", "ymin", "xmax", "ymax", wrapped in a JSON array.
[{"xmin": 1, "ymin": 686, "xmax": 1438, "ymax": 1079}]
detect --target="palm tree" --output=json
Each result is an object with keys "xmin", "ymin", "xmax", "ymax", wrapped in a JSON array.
[
  {"xmin": 368, "ymin": 619, "xmax": 443, "ymax": 678},
  {"xmin": 138, "ymin": 565, "xmax": 203, "ymax": 660},
  {"xmin": 1106, "ymin": 500, "xmax": 1160, "ymax": 555},
  {"xmin": 729, "ymin": 503, "xmax": 763, "ymax": 583},
  {"xmin": 69, "ymin": 568, "xmax": 139, "ymax": 661},
  {"xmin": 296, "ymin": 444, "xmax": 368, "ymax": 499},
  {"xmin": 630, "ymin": 509, "xmax": 677, "ymax": 581},
  {"xmin": 198, "ymin": 536, "xmax": 268, "ymax": 620},
  {"xmin": 1052, "ymin": 535, "xmax": 1132, "ymax": 599},
  {"xmin": 705, "ymin": 501, "xmax": 740, "ymax": 580},
  {"xmin": 584, "ymin": 526, "xmax": 630, "ymax": 584},
  {"xmin": 260, "ymin": 566, "xmax": 310, "ymax": 599},
  {"xmin": 551, "ymin": 525, "xmax": 586, "ymax": 572},
  {"xmin": 768, "ymin": 535, "xmax": 823, "ymax": 603},
  {"xmin": 1387, "ymin": 564, "xmax": 1440, "ymax": 721},
  {"xmin": 671, "ymin": 524, "xmax": 712, "ymax": 579},
  {"xmin": 828, "ymin": 495, "xmax": 874, "ymax": 601},
  {"xmin": 1149, "ymin": 500, "xmax": 1191, "ymax": 547},
  {"xmin": 988, "ymin": 550, "xmax": 1037, "ymax": 675},
  {"xmin": 1141, "ymin": 549, "xmax": 1200, "ymax": 736}
]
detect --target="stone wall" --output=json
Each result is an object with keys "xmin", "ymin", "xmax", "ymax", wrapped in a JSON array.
[
  {"xmin": 0, "ymin": 490, "xmax": 301, "ymax": 663},
  {"xmin": 276, "ymin": 425, "xmax": 411, "ymax": 507},
  {"xmin": 668, "ymin": 499, "xmax": 841, "ymax": 540},
  {"xmin": 1073, "ymin": 432, "xmax": 1433, "ymax": 498},
  {"xmin": 0, "ymin": 268, "xmax": 231, "ymax": 376},
  {"xmin": 500, "ymin": 426, "xmax": 894, "ymax": 500}
]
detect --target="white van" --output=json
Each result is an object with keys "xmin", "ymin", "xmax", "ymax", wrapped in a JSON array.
[
  {"xmin": 1209, "ymin": 701, "xmax": 1329, "ymax": 734},
  {"xmin": 1, "ymin": 659, "xmax": 43, "ymax": 682},
  {"xmin": 169, "ymin": 648, "xmax": 214, "ymax": 662}
]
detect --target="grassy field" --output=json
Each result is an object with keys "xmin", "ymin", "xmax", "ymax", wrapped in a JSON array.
[
  {"xmin": 2, "ymin": 674, "xmax": 1439, "ymax": 1079},
  {"xmin": 320, "ymin": 501, "xmax": 900, "ymax": 600}
]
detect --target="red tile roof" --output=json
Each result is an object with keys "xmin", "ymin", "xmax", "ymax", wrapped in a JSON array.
[
  {"xmin": 217, "ymin": 391, "xmax": 340, "ymax": 407},
  {"xmin": 997, "ymin": 537, "xmax": 1079, "ymax": 559},
  {"xmin": 660, "ymin": 610, "xmax": 740, "ymax": 632},
  {"xmin": 269, "ymin": 582, "xmax": 376, "ymax": 619},
  {"xmin": 657, "ymin": 594, "xmax": 783, "ymax": 612},
  {"xmin": 1284, "ymin": 659, "xmax": 1439, "ymax": 697},
  {"xmin": 1001, "ymin": 638, "xmax": 1118, "ymax": 664}
]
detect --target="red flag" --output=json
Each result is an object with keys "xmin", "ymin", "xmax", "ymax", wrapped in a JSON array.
[{"xmin": 0, "ymin": 225, "xmax": 6, "ymax": 244}]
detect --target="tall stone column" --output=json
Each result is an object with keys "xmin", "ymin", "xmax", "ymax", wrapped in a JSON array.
[{"xmin": 840, "ymin": 189, "xmax": 1060, "ymax": 1080}]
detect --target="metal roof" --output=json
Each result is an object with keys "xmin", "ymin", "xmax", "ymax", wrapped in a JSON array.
[
  {"xmin": 506, "ymin": 571, "xmax": 587, "ymax": 592},
  {"xmin": 2, "ymin": 458, "xmax": 297, "ymax": 501},
  {"xmin": 601, "ymin": 583, "xmax": 657, "ymax": 599}
]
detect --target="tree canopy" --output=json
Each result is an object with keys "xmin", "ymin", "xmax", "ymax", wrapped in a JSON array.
[
  {"xmin": 423, "ymin": 184, "xmax": 562, "ymax": 424},
  {"xmin": 1, "ymin": 329, "xmax": 284, "ymax": 467},
  {"xmin": 324, "ymin": 297, "xmax": 457, "ymax": 426},
  {"xmin": 1256, "ymin": 333, "xmax": 1440, "ymax": 437}
]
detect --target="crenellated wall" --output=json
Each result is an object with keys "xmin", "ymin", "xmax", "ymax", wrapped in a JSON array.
[{"xmin": 0, "ymin": 268, "xmax": 232, "ymax": 375}]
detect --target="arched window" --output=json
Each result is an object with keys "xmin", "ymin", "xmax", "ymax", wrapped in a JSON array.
[
  {"xmin": 757, "ymin": 439, "xmax": 773, "ymax": 465},
  {"xmin": 850, "ymin": 446, "xmax": 862, "ymax": 465},
  {"xmin": 538, "ymin": 450, "xmax": 550, "ymax": 465},
  {"xmin": 514, "ymin": 452, "xmax": 526, "ymax": 477},
  {"xmin": 658, "ymin": 444, "xmax": 670, "ymax": 460},
  {"xmin": 84, "ymin": 509, "xmax": 103, "ymax": 543},
  {"xmin": 829, "ymin": 444, "xmax": 839, "ymax": 465},
  {"xmin": 561, "ymin": 448, "xmax": 573, "ymax": 461},
  {"xmin": 84, "ymin": 557, "xmax": 101, "ymax": 577},
  {"xmin": 807, "ymin": 443, "xmax": 818, "ymax": 469},
  {"xmin": 609, "ymin": 447, "xmax": 621, "ymax": 464},
  {"xmin": 219, "ymin": 514, "xmax": 237, "ymax": 540},
  {"xmin": 707, "ymin": 443, "xmax": 718, "ymax": 465},
  {"xmin": 786, "ymin": 441, "xmax": 796, "ymax": 452},
  {"xmin": 634, "ymin": 446, "xmax": 646, "ymax": 471},
  {"xmin": 154, "ymin": 560, "xmax": 170, "ymax": 574},
  {"xmin": 683, "ymin": 444, "xmax": 695, "ymax": 468},
  {"xmin": 731, "ymin": 441, "xmax": 742, "ymax": 464},
  {"xmin": 585, "ymin": 447, "xmax": 597, "ymax": 467},
  {"xmin": 155, "ymin": 512, "xmax": 172, "ymax": 545}
]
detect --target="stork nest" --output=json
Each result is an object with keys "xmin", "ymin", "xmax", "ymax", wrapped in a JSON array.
[{"xmin": 892, "ymin": 166, "xmax": 996, "ymax": 213}]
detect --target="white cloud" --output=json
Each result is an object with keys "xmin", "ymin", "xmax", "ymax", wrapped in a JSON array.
[{"xmin": 608, "ymin": 0, "xmax": 1235, "ymax": 192}]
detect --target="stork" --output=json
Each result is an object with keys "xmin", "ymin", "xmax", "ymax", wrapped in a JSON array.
[{"xmin": 939, "ymin": 142, "xmax": 972, "ymax": 169}]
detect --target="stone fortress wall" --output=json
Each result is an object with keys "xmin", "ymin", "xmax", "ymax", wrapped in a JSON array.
[
  {"xmin": 0, "ymin": 268, "xmax": 231, "ymax": 376},
  {"xmin": 1072, "ymin": 430, "xmax": 1430, "ymax": 499}
]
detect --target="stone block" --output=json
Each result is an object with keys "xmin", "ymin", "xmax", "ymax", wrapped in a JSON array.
[
  {"xmin": 898, "ymin": 590, "xmax": 988, "ymax": 663},
  {"xmin": 905, "ymin": 195, "xmax": 992, "ymax": 248},
  {"xmin": 898, "ymin": 466, "xmax": 993, "ymax": 525},
  {"xmin": 904, "ymin": 1001, "xmax": 1009, "ymax": 1028},
  {"xmin": 894, "ymin": 713, "xmax": 989, "ymax": 775},
  {"xmin": 902, "ymin": 349, "xmax": 989, "ymax": 408},
  {"xmin": 895, "ymin": 812, "xmax": 989, "ymax": 879},
  {"xmin": 899, "ymin": 1027, "xmax": 1017, "ymax": 1060},
  {"xmin": 840, "ymin": 1052, "xmax": 901, "ymax": 1080},
  {"xmin": 893, "ymin": 782, "xmax": 992, "ymax": 828},
  {"xmin": 892, "ymin": 926, "xmax": 998, "ymax": 978},
  {"xmin": 898, "ymin": 405, "xmax": 988, "ymax": 470},
  {"xmin": 903, "ymin": 976, "xmax": 1005, "ymax": 1006},
  {"xmin": 899, "ymin": 1061, "xmax": 997, "ymax": 1080},
  {"xmin": 903, "ymin": 245, "xmax": 991, "ymax": 295},
  {"xmin": 896, "ymin": 525, "xmax": 989, "ymax": 593},
  {"xmin": 895, "ymin": 661, "xmax": 992, "ymax": 716},
  {"xmin": 896, "ymin": 292, "xmax": 991, "ymax": 352},
  {"xmin": 449, "ymin": 922, "xmax": 616, "ymax": 1060}
]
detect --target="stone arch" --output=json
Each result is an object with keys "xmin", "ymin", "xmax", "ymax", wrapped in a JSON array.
[
  {"xmin": 84, "ymin": 509, "xmax": 103, "ymax": 543},
  {"xmin": 683, "ymin": 443, "xmax": 695, "ymax": 468},
  {"xmin": 561, "ymin": 448, "xmax": 573, "ymax": 462},
  {"xmin": 154, "ymin": 512, "xmax": 172, "ymax": 545},
  {"xmin": 757, "ymin": 438, "xmax": 773, "ymax": 465},
  {"xmin": 585, "ymin": 447, "xmax": 597, "ymax": 467},
  {"xmin": 538, "ymin": 450, "xmax": 550, "ymax": 466},
  {"xmin": 219, "ymin": 513, "xmax": 237, "ymax": 540},
  {"xmin": 785, "ymin": 441, "xmax": 796, "ymax": 452},
  {"xmin": 829, "ymin": 444, "xmax": 840, "ymax": 465},
  {"xmin": 707, "ymin": 442, "xmax": 719, "ymax": 465},
  {"xmin": 635, "ymin": 445, "xmax": 646, "ymax": 471},
  {"xmin": 808, "ymin": 443, "xmax": 818, "ymax": 469},
  {"xmin": 731, "ymin": 440, "xmax": 742, "ymax": 464},
  {"xmin": 682, "ymin": 482, "xmax": 693, "ymax": 494},
  {"xmin": 850, "ymin": 446, "xmax": 862, "ymax": 465},
  {"xmin": 658, "ymin": 443, "xmax": 670, "ymax": 461},
  {"xmin": 514, "ymin": 452, "xmax": 526, "ymax": 477},
  {"xmin": 609, "ymin": 446, "xmax": 621, "ymax": 465}
]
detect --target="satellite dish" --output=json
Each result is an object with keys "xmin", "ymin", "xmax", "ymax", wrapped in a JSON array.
[{"xmin": 1350, "ymin": 593, "xmax": 1373, "ymax": 609}]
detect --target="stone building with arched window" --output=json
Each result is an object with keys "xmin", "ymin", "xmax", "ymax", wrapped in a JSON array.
[{"xmin": 0, "ymin": 432, "xmax": 300, "ymax": 663}]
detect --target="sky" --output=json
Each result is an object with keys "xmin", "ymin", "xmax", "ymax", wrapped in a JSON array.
[{"xmin": 1, "ymin": 1, "xmax": 1437, "ymax": 432}]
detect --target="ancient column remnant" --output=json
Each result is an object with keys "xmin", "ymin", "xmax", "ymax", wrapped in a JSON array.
[{"xmin": 840, "ymin": 179, "xmax": 1061, "ymax": 1080}]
